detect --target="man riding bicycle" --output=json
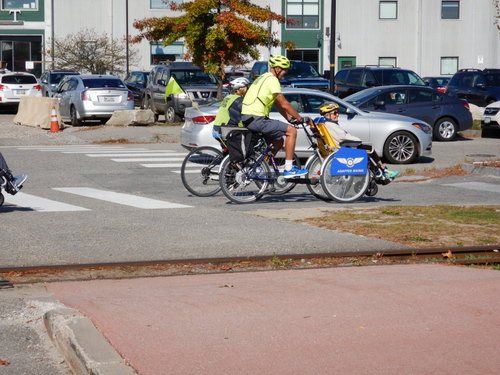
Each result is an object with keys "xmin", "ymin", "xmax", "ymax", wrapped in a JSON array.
[{"xmin": 241, "ymin": 55, "xmax": 308, "ymax": 178}]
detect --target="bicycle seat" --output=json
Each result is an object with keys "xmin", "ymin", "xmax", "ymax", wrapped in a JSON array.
[{"xmin": 339, "ymin": 141, "xmax": 362, "ymax": 148}]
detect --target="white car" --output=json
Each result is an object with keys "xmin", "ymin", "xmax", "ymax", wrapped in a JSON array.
[
  {"xmin": 481, "ymin": 101, "xmax": 500, "ymax": 137},
  {"xmin": 0, "ymin": 70, "xmax": 42, "ymax": 105},
  {"xmin": 181, "ymin": 88, "xmax": 433, "ymax": 164}
]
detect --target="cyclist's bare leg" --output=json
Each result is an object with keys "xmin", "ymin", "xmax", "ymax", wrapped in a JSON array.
[
  {"xmin": 271, "ymin": 138, "xmax": 284, "ymax": 156},
  {"xmin": 284, "ymin": 125, "xmax": 297, "ymax": 161}
]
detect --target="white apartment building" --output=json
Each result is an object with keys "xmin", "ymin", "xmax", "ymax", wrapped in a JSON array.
[{"xmin": 0, "ymin": 0, "xmax": 498, "ymax": 78}]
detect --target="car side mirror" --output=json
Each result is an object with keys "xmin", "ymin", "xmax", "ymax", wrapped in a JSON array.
[
  {"xmin": 41, "ymin": 79, "xmax": 48, "ymax": 84},
  {"xmin": 158, "ymin": 79, "xmax": 166, "ymax": 86},
  {"xmin": 345, "ymin": 107, "xmax": 356, "ymax": 116},
  {"xmin": 475, "ymin": 83, "xmax": 486, "ymax": 90},
  {"xmin": 138, "ymin": 80, "xmax": 145, "ymax": 86}
]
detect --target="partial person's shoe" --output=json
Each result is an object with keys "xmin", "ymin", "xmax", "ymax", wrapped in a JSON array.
[
  {"xmin": 283, "ymin": 167, "xmax": 308, "ymax": 178},
  {"xmin": 384, "ymin": 169, "xmax": 399, "ymax": 179},
  {"xmin": 7, "ymin": 174, "xmax": 27, "ymax": 195}
]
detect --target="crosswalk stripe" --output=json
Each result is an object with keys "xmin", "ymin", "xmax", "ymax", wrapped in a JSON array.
[
  {"xmin": 111, "ymin": 157, "xmax": 185, "ymax": 162},
  {"xmin": 53, "ymin": 187, "xmax": 191, "ymax": 209},
  {"xmin": 141, "ymin": 163, "xmax": 184, "ymax": 168},
  {"xmin": 3, "ymin": 192, "xmax": 90, "ymax": 212},
  {"xmin": 86, "ymin": 153, "xmax": 184, "ymax": 157},
  {"xmin": 442, "ymin": 182, "xmax": 500, "ymax": 194},
  {"xmin": 62, "ymin": 149, "xmax": 172, "ymax": 154}
]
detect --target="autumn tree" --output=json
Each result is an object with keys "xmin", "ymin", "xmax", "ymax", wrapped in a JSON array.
[
  {"xmin": 132, "ymin": 0, "xmax": 294, "ymax": 98},
  {"xmin": 46, "ymin": 29, "xmax": 138, "ymax": 75}
]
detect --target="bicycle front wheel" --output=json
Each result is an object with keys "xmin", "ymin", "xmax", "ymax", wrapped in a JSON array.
[
  {"xmin": 181, "ymin": 146, "xmax": 223, "ymax": 197},
  {"xmin": 320, "ymin": 152, "xmax": 370, "ymax": 203},
  {"xmin": 219, "ymin": 156, "xmax": 269, "ymax": 204}
]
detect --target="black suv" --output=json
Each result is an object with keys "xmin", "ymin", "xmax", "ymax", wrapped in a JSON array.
[
  {"xmin": 250, "ymin": 60, "xmax": 330, "ymax": 92},
  {"xmin": 124, "ymin": 71, "xmax": 149, "ymax": 108},
  {"xmin": 144, "ymin": 62, "xmax": 219, "ymax": 123},
  {"xmin": 445, "ymin": 69, "xmax": 500, "ymax": 107},
  {"xmin": 333, "ymin": 66, "xmax": 426, "ymax": 98},
  {"xmin": 39, "ymin": 69, "xmax": 80, "ymax": 97}
]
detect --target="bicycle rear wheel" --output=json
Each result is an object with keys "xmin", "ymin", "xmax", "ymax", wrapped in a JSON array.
[
  {"xmin": 320, "ymin": 152, "xmax": 370, "ymax": 203},
  {"xmin": 219, "ymin": 156, "xmax": 269, "ymax": 204},
  {"xmin": 305, "ymin": 154, "xmax": 330, "ymax": 200},
  {"xmin": 268, "ymin": 153, "xmax": 300, "ymax": 195},
  {"xmin": 181, "ymin": 146, "xmax": 223, "ymax": 197}
]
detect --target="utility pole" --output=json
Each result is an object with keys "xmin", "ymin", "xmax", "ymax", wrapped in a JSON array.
[
  {"xmin": 329, "ymin": 0, "xmax": 336, "ymax": 94},
  {"xmin": 125, "ymin": 0, "xmax": 129, "ymax": 75},
  {"xmin": 51, "ymin": 0, "xmax": 55, "ymax": 69}
]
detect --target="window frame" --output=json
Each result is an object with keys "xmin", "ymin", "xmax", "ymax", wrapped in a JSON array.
[
  {"xmin": 379, "ymin": 1, "xmax": 398, "ymax": 20},
  {"xmin": 440, "ymin": 56, "xmax": 458, "ymax": 75},
  {"xmin": 441, "ymin": 1, "xmax": 460, "ymax": 19},
  {"xmin": 1, "ymin": 0, "xmax": 38, "ymax": 10},
  {"xmin": 285, "ymin": 0, "xmax": 320, "ymax": 30}
]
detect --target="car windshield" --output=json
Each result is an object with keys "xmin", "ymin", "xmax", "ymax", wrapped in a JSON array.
[
  {"xmin": 435, "ymin": 77, "xmax": 450, "ymax": 86},
  {"xmin": 171, "ymin": 69, "xmax": 217, "ymax": 85},
  {"xmin": 82, "ymin": 78, "xmax": 125, "ymax": 89},
  {"xmin": 52, "ymin": 73, "xmax": 78, "ymax": 84},
  {"xmin": 2, "ymin": 75, "xmax": 37, "ymax": 84},
  {"xmin": 344, "ymin": 88, "xmax": 382, "ymax": 105},
  {"xmin": 374, "ymin": 70, "xmax": 425, "ymax": 86},
  {"xmin": 287, "ymin": 62, "xmax": 321, "ymax": 78},
  {"xmin": 485, "ymin": 72, "xmax": 500, "ymax": 87}
]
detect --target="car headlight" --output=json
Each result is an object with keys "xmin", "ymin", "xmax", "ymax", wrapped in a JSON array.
[
  {"xmin": 412, "ymin": 122, "xmax": 432, "ymax": 134},
  {"xmin": 174, "ymin": 93, "xmax": 189, "ymax": 99}
]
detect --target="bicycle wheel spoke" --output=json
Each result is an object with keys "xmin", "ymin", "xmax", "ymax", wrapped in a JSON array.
[{"xmin": 181, "ymin": 146, "xmax": 223, "ymax": 197}]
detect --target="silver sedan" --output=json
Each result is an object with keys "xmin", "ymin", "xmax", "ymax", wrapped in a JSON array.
[
  {"xmin": 181, "ymin": 88, "xmax": 433, "ymax": 164},
  {"xmin": 55, "ymin": 75, "xmax": 134, "ymax": 126}
]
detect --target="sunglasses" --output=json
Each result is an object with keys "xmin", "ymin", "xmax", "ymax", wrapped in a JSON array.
[{"xmin": 331, "ymin": 111, "xmax": 339, "ymax": 115}]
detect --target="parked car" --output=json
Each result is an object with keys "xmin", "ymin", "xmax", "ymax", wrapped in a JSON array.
[
  {"xmin": 54, "ymin": 74, "xmax": 134, "ymax": 126},
  {"xmin": 422, "ymin": 76, "xmax": 450, "ymax": 93},
  {"xmin": 0, "ymin": 70, "xmax": 41, "ymax": 105},
  {"xmin": 250, "ymin": 60, "xmax": 330, "ymax": 92},
  {"xmin": 144, "ymin": 61, "xmax": 219, "ymax": 123},
  {"xmin": 481, "ymin": 100, "xmax": 500, "ymax": 137},
  {"xmin": 333, "ymin": 66, "xmax": 427, "ymax": 98},
  {"xmin": 344, "ymin": 85, "xmax": 472, "ymax": 141},
  {"xmin": 39, "ymin": 70, "xmax": 80, "ymax": 97},
  {"xmin": 181, "ymin": 88, "xmax": 433, "ymax": 164},
  {"xmin": 445, "ymin": 68, "xmax": 500, "ymax": 107},
  {"xmin": 123, "ymin": 70, "xmax": 149, "ymax": 108}
]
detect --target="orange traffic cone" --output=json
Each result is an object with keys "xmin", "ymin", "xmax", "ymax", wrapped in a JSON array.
[{"xmin": 50, "ymin": 106, "xmax": 60, "ymax": 133}]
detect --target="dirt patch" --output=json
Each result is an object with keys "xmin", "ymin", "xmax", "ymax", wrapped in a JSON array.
[{"xmin": 299, "ymin": 205, "xmax": 500, "ymax": 248}]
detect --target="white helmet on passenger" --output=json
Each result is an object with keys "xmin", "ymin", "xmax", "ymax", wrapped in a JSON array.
[{"xmin": 230, "ymin": 77, "xmax": 250, "ymax": 90}]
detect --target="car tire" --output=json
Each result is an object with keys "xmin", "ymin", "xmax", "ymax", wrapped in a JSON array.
[
  {"xmin": 383, "ymin": 131, "xmax": 418, "ymax": 164},
  {"xmin": 433, "ymin": 117, "xmax": 457, "ymax": 141},
  {"xmin": 70, "ymin": 106, "xmax": 83, "ymax": 126},
  {"xmin": 165, "ymin": 104, "xmax": 181, "ymax": 123}
]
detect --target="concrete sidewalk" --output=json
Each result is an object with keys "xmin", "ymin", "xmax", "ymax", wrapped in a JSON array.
[{"xmin": 44, "ymin": 264, "xmax": 500, "ymax": 375}]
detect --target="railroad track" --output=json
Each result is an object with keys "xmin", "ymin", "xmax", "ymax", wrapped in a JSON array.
[{"xmin": 1, "ymin": 245, "xmax": 498, "ymax": 286}]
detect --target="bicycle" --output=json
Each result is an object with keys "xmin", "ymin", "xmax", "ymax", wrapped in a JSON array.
[
  {"xmin": 218, "ymin": 127, "xmax": 307, "ymax": 204},
  {"xmin": 218, "ymin": 119, "xmax": 383, "ymax": 204},
  {"xmin": 180, "ymin": 134, "xmax": 299, "ymax": 198}
]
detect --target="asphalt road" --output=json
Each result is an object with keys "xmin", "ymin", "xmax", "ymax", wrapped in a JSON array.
[{"xmin": 0, "ymin": 117, "xmax": 499, "ymax": 268}]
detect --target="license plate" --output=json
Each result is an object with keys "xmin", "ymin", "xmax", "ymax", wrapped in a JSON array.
[
  {"xmin": 14, "ymin": 90, "xmax": 26, "ymax": 95},
  {"xmin": 100, "ymin": 96, "xmax": 117, "ymax": 103},
  {"xmin": 483, "ymin": 117, "xmax": 491, "ymax": 124}
]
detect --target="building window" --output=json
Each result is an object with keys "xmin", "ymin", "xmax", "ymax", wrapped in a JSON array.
[
  {"xmin": 286, "ymin": 0, "xmax": 320, "ymax": 29},
  {"xmin": 441, "ymin": 57, "xmax": 458, "ymax": 75},
  {"xmin": 379, "ymin": 57, "xmax": 397, "ymax": 67},
  {"xmin": 286, "ymin": 49, "xmax": 320, "ymax": 72},
  {"xmin": 379, "ymin": 1, "xmax": 397, "ymax": 19},
  {"xmin": 1, "ymin": 0, "xmax": 38, "ymax": 9},
  {"xmin": 151, "ymin": 42, "xmax": 184, "ymax": 64},
  {"xmin": 442, "ymin": 1, "xmax": 459, "ymax": 19}
]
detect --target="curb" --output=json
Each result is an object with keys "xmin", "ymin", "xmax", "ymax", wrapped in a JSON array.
[{"xmin": 44, "ymin": 308, "xmax": 137, "ymax": 375}]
